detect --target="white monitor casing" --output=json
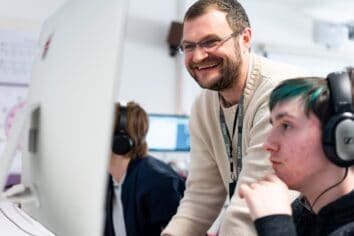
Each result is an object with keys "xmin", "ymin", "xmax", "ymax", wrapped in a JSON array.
[{"xmin": 17, "ymin": 0, "xmax": 128, "ymax": 235}]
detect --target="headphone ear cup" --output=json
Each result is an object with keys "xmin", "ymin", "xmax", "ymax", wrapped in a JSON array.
[
  {"xmin": 323, "ymin": 113, "xmax": 354, "ymax": 167},
  {"xmin": 112, "ymin": 133, "xmax": 134, "ymax": 155}
]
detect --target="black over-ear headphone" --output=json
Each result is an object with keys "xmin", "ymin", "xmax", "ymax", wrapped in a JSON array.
[
  {"xmin": 323, "ymin": 71, "xmax": 354, "ymax": 167},
  {"xmin": 112, "ymin": 104, "xmax": 134, "ymax": 155}
]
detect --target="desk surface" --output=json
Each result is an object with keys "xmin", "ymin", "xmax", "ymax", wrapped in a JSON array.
[{"xmin": 0, "ymin": 201, "xmax": 55, "ymax": 236}]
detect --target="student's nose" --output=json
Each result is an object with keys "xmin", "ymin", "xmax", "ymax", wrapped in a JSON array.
[{"xmin": 263, "ymin": 132, "xmax": 279, "ymax": 153}]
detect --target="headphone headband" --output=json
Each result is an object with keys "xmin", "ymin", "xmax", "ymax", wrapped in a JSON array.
[
  {"xmin": 118, "ymin": 104, "xmax": 128, "ymax": 134},
  {"xmin": 327, "ymin": 71, "xmax": 352, "ymax": 114},
  {"xmin": 112, "ymin": 103, "xmax": 134, "ymax": 155}
]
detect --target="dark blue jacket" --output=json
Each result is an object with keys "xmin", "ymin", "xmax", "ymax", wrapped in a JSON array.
[{"xmin": 104, "ymin": 156, "xmax": 185, "ymax": 236}]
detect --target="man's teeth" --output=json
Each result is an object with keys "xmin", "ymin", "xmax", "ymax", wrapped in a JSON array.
[{"xmin": 197, "ymin": 63, "xmax": 219, "ymax": 69}]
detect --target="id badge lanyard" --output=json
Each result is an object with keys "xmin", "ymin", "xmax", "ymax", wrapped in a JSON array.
[{"xmin": 219, "ymin": 95, "xmax": 244, "ymax": 200}]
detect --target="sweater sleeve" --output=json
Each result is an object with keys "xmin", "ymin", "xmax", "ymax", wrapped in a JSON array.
[
  {"xmin": 162, "ymin": 94, "xmax": 228, "ymax": 236},
  {"xmin": 254, "ymin": 215, "xmax": 297, "ymax": 236}
]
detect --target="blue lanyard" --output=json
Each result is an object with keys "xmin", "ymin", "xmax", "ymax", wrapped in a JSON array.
[{"xmin": 219, "ymin": 95, "xmax": 244, "ymax": 200}]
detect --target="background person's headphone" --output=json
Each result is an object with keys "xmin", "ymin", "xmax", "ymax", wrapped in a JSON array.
[
  {"xmin": 112, "ymin": 104, "xmax": 134, "ymax": 155},
  {"xmin": 323, "ymin": 71, "xmax": 354, "ymax": 167}
]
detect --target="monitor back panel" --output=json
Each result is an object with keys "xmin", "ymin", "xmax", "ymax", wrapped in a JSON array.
[{"xmin": 21, "ymin": 0, "xmax": 128, "ymax": 235}]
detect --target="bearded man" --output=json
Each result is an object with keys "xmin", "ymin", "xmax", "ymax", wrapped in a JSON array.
[{"xmin": 162, "ymin": 0, "xmax": 307, "ymax": 235}]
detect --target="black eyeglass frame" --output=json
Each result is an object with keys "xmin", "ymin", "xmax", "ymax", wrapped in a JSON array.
[{"xmin": 177, "ymin": 31, "xmax": 242, "ymax": 55}]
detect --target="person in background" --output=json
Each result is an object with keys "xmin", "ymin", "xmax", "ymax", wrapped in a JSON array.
[
  {"xmin": 239, "ymin": 69, "xmax": 354, "ymax": 235},
  {"xmin": 104, "ymin": 101, "xmax": 185, "ymax": 236},
  {"xmin": 162, "ymin": 0, "xmax": 306, "ymax": 235}
]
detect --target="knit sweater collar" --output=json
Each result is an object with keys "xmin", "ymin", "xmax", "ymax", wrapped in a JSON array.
[
  {"xmin": 243, "ymin": 53, "xmax": 262, "ymax": 111},
  {"xmin": 217, "ymin": 53, "xmax": 262, "ymax": 110}
]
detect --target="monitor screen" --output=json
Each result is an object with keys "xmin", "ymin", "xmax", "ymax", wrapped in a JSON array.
[
  {"xmin": 146, "ymin": 114, "xmax": 190, "ymax": 152},
  {"xmin": 1, "ymin": 0, "xmax": 128, "ymax": 235}
]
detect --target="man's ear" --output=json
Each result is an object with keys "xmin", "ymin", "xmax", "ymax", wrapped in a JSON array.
[{"xmin": 241, "ymin": 27, "xmax": 252, "ymax": 51}]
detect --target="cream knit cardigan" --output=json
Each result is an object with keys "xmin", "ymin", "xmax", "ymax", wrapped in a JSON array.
[{"xmin": 163, "ymin": 54, "xmax": 305, "ymax": 236}]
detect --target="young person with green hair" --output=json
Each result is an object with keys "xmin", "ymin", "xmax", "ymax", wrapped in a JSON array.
[{"xmin": 239, "ymin": 69, "xmax": 354, "ymax": 236}]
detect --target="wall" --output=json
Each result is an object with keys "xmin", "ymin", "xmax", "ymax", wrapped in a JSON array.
[
  {"xmin": 0, "ymin": 0, "xmax": 68, "ymax": 176},
  {"xmin": 239, "ymin": 0, "xmax": 354, "ymax": 76},
  {"xmin": 0, "ymin": 0, "xmax": 196, "ymax": 116},
  {"xmin": 0, "ymin": 0, "xmax": 199, "ymax": 183},
  {"xmin": 117, "ymin": 0, "xmax": 192, "ymax": 114},
  {"xmin": 2, "ymin": 0, "xmax": 354, "ymax": 117}
]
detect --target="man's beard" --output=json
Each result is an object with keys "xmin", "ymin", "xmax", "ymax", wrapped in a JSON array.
[{"xmin": 189, "ymin": 43, "xmax": 242, "ymax": 91}]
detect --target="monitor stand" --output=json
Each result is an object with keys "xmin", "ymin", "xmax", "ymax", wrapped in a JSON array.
[{"xmin": 0, "ymin": 103, "xmax": 40, "ymax": 206}]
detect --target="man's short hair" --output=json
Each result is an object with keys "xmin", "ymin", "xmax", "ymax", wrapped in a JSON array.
[{"xmin": 184, "ymin": 0, "xmax": 250, "ymax": 33}]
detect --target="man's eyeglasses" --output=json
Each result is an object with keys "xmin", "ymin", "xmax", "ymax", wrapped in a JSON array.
[{"xmin": 178, "ymin": 31, "xmax": 240, "ymax": 54}]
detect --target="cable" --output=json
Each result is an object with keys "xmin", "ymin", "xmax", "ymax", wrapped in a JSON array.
[{"xmin": 310, "ymin": 167, "xmax": 349, "ymax": 212}]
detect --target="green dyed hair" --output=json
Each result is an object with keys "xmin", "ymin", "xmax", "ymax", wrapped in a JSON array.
[{"xmin": 269, "ymin": 77, "xmax": 332, "ymax": 128}]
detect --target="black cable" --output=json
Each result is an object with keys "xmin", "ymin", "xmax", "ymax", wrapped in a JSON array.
[
  {"xmin": 0, "ymin": 204, "xmax": 36, "ymax": 236},
  {"xmin": 310, "ymin": 167, "xmax": 349, "ymax": 212}
]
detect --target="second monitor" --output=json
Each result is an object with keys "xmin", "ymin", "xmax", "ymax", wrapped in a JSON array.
[{"xmin": 146, "ymin": 114, "xmax": 190, "ymax": 152}]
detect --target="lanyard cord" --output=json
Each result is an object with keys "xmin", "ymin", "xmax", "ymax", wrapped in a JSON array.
[{"xmin": 219, "ymin": 95, "xmax": 244, "ymax": 199}]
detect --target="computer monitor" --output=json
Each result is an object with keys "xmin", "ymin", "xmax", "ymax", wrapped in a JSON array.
[
  {"xmin": 146, "ymin": 114, "xmax": 190, "ymax": 152},
  {"xmin": 0, "ymin": 0, "xmax": 128, "ymax": 235}
]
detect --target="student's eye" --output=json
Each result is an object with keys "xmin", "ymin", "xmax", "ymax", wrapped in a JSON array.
[
  {"xmin": 200, "ymin": 38, "xmax": 220, "ymax": 48},
  {"xmin": 281, "ymin": 123, "xmax": 291, "ymax": 130}
]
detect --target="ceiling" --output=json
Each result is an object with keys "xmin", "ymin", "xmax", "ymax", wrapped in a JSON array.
[
  {"xmin": 0, "ymin": 0, "xmax": 67, "ymax": 22},
  {"xmin": 2, "ymin": 0, "xmax": 354, "ymax": 24},
  {"xmin": 266, "ymin": 0, "xmax": 354, "ymax": 24}
]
